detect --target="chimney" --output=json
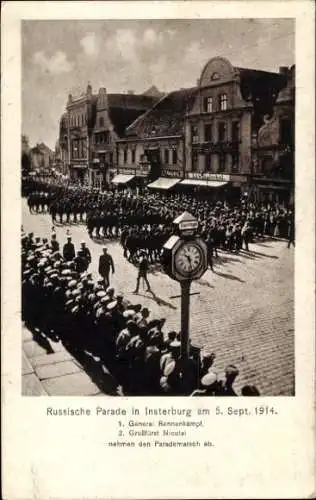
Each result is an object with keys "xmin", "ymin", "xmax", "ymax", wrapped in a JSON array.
[
  {"xmin": 127, "ymin": 90, "xmax": 135, "ymax": 95},
  {"xmin": 67, "ymin": 93, "xmax": 73, "ymax": 104},
  {"xmin": 86, "ymin": 82, "xmax": 92, "ymax": 96},
  {"xmin": 196, "ymin": 78, "xmax": 200, "ymax": 86},
  {"xmin": 279, "ymin": 66, "xmax": 288, "ymax": 75}
]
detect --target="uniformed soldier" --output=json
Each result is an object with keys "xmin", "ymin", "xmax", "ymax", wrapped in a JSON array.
[{"xmin": 63, "ymin": 237, "xmax": 75, "ymax": 262}]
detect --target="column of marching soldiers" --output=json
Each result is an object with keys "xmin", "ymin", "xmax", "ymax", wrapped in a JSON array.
[{"xmin": 21, "ymin": 179, "xmax": 295, "ymax": 396}]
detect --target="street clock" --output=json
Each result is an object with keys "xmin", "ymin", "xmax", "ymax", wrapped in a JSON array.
[
  {"xmin": 162, "ymin": 212, "xmax": 209, "ymax": 362},
  {"xmin": 162, "ymin": 212, "xmax": 208, "ymax": 282}
]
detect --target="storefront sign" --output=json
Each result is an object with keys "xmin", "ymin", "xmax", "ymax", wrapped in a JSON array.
[
  {"xmin": 187, "ymin": 172, "xmax": 230, "ymax": 182},
  {"xmin": 161, "ymin": 168, "xmax": 182, "ymax": 178},
  {"xmin": 117, "ymin": 166, "xmax": 149, "ymax": 177}
]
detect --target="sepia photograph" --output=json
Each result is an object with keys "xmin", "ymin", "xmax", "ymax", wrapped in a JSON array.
[{"xmin": 21, "ymin": 18, "xmax": 295, "ymax": 397}]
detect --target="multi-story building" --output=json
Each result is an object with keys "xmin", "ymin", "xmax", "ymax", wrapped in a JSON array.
[
  {"xmin": 92, "ymin": 88, "xmax": 161, "ymax": 188},
  {"xmin": 116, "ymin": 87, "xmax": 196, "ymax": 190},
  {"xmin": 58, "ymin": 84, "xmax": 161, "ymax": 187},
  {"xmin": 251, "ymin": 65, "xmax": 295, "ymax": 203},
  {"xmin": 183, "ymin": 56, "xmax": 290, "ymax": 201},
  {"xmin": 30, "ymin": 142, "xmax": 54, "ymax": 172}
]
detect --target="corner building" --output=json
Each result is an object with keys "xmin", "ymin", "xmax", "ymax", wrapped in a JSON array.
[
  {"xmin": 184, "ymin": 57, "xmax": 290, "ymax": 201},
  {"xmin": 58, "ymin": 84, "xmax": 159, "ymax": 187}
]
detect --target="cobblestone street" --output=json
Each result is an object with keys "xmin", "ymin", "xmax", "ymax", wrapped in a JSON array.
[{"xmin": 22, "ymin": 200, "xmax": 295, "ymax": 396}]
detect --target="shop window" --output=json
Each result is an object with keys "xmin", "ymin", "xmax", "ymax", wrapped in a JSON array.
[
  {"xmin": 205, "ymin": 153, "xmax": 212, "ymax": 172},
  {"xmin": 192, "ymin": 151, "xmax": 198, "ymax": 172},
  {"xmin": 203, "ymin": 96, "xmax": 213, "ymax": 113},
  {"xmin": 232, "ymin": 122, "xmax": 240, "ymax": 142},
  {"xmin": 99, "ymin": 116, "xmax": 105, "ymax": 128},
  {"xmin": 172, "ymin": 149, "xmax": 177, "ymax": 165},
  {"xmin": 219, "ymin": 154, "xmax": 225, "ymax": 173},
  {"xmin": 219, "ymin": 94, "xmax": 228, "ymax": 111},
  {"xmin": 191, "ymin": 125, "xmax": 199, "ymax": 144},
  {"xmin": 218, "ymin": 122, "xmax": 227, "ymax": 142},
  {"xmin": 204, "ymin": 123, "xmax": 212, "ymax": 142},
  {"xmin": 164, "ymin": 149, "xmax": 169, "ymax": 164},
  {"xmin": 131, "ymin": 149, "xmax": 136, "ymax": 163}
]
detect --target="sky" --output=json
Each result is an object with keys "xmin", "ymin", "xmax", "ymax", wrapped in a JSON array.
[{"xmin": 22, "ymin": 19, "xmax": 294, "ymax": 149}]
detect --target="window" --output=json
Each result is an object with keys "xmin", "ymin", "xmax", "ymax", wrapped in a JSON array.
[
  {"xmin": 205, "ymin": 153, "xmax": 212, "ymax": 172},
  {"xmin": 131, "ymin": 149, "xmax": 136, "ymax": 163},
  {"xmin": 191, "ymin": 125, "xmax": 199, "ymax": 144},
  {"xmin": 218, "ymin": 122, "xmax": 227, "ymax": 142},
  {"xmin": 232, "ymin": 153, "xmax": 239, "ymax": 172},
  {"xmin": 219, "ymin": 94, "xmax": 228, "ymax": 111},
  {"xmin": 109, "ymin": 152, "xmax": 113, "ymax": 165},
  {"xmin": 172, "ymin": 148, "xmax": 177, "ymax": 165},
  {"xmin": 280, "ymin": 119, "xmax": 292, "ymax": 144},
  {"xmin": 204, "ymin": 123, "xmax": 212, "ymax": 142},
  {"xmin": 192, "ymin": 151, "xmax": 198, "ymax": 172},
  {"xmin": 232, "ymin": 121, "xmax": 240, "ymax": 142},
  {"xmin": 203, "ymin": 96, "xmax": 213, "ymax": 113},
  {"xmin": 219, "ymin": 154, "xmax": 225, "ymax": 172},
  {"xmin": 123, "ymin": 149, "xmax": 127, "ymax": 164},
  {"xmin": 164, "ymin": 149, "xmax": 169, "ymax": 164},
  {"xmin": 99, "ymin": 116, "xmax": 104, "ymax": 128}
]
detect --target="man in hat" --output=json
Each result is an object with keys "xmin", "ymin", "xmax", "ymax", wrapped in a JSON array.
[
  {"xmin": 51, "ymin": 233, "xmax": 60, "ymax": 253},
  {"xmin": 98, "ymin": 247, "xmax": 115, "ymax": 289},
  {"xmin": 133, "ymin": 251, "xmax": 152, "ymax": 294},
  {"xmin": 80, "ymin": 241, "xmax": 91, "ymax": 268},
  {"xmin": 218, "ymin": 364, "xmax": 239, "ymax": 396},
  {"xmin": 190, "ymin": 371, "xmax": 219, "ymax": 396},
  {"xmin": 63, "ymin": 237, "xmax": 75, "ymax": 262}
]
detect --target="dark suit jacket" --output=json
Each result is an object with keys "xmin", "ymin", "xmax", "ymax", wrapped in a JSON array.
[{"xmin": 98, "ymin": 254, "xmax": 114, "ymax": 276}]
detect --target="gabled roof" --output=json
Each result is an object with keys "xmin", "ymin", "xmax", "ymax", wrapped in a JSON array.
[{"xmin": 126, "ymin": 87, "xmax": 197, "ymax": 138}]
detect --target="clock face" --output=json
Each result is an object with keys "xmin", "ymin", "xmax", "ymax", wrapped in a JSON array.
[{"xmin": 174, "ymin": 242, "xmax": 203, "ymax": 276}]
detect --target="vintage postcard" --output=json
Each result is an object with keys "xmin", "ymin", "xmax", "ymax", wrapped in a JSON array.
[{"xmin": 2, "ymin": 1, "xmax": 315, "ymax": 498}]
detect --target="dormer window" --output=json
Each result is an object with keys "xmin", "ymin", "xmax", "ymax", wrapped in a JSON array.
[{"xmin": 211, "ymin": 72, "xmax": 220, "ymax": 81}]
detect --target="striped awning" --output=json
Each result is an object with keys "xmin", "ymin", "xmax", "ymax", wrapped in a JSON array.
[
  {"xmin": 147, "ymin": 177, "xmax": 180, "ymax": 190},
  {"xmin": 180, "ymin": 179, "xmax": 228, "ymax": 187},
  {"xmin": 111, "ymin": 174, "xmax": 135, "ymax": 184}
]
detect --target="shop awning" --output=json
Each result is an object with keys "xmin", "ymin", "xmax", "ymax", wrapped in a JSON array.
[
  {"xmin": 111, "ymin": 174, "xmax": 136, "ymax": 184},
  {"xmin": 147, "ymin": 177, "xmax": 180, "ymax": 190},
  {"xmin": 180, "ymin": 179, "xmax": 228, "ymax": 187}
]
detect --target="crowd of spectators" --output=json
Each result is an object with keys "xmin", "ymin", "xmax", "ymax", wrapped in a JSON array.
[{"xmin": 22, "ymin": 230, "xmax": 260, "ymax": 396}]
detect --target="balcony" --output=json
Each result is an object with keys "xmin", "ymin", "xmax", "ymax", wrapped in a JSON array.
[{"xmin": 192, "ymin": 140, "xmax": 241, "ymax": 154}]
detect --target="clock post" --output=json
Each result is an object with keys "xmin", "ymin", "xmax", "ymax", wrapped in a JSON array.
[
  {"xmin": 162, "ymin": 211, "xmax": 208, "ymax": 363},
  {"xmin": 180, "ymin": 280, "xmax": 191, "ymax": 360}
]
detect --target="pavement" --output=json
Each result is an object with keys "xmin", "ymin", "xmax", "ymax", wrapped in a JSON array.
[{"xmin": 22, "ymin": 200, "xmax": 295, "ymax": 396}]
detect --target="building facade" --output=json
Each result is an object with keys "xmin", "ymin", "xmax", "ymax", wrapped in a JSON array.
[
  {"xmin": 251, "ymin": 65, "xmax": 295, "ymax": 203},
  {"xmin": 30, "ymin": 142, "xmax": 54, "ymax": 172},
  {"xmin": 58, "ymin": 84, "xmax": 160, "ymax": 187},
  {"xmin": 184, "ymin": 56, "xmax": 291, "ymax": 200},
  {"xmin": 116, "ymin": 88, "xmax": 196, "ymax": 189}
]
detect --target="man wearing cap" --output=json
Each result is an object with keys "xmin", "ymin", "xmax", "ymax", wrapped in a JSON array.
[
  {"xmin": 80, "ymin": 241, "xmax": 91, "ymax": 269},
  {"xmin": 98, "ymin": 247, "xmax": 115, "ymax": 289},
  {"xmin": 217, "ymin": 364, "xmax": 239, "ymax": 396},
  {"xmin": 63, "ymin": 237, "xmax": 75, "ymax": 262},
  {"xmin": 51, "ymin": 233, "xmax": 60, "ymax": 253},
  {"xmin": 133, "ymin": 251, "xmax": 152, "ymax": 294}
]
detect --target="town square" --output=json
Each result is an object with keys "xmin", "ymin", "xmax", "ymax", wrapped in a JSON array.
[{"xmin": 21, "ymin": 19, "xmax": 295, "ymax": 397}]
